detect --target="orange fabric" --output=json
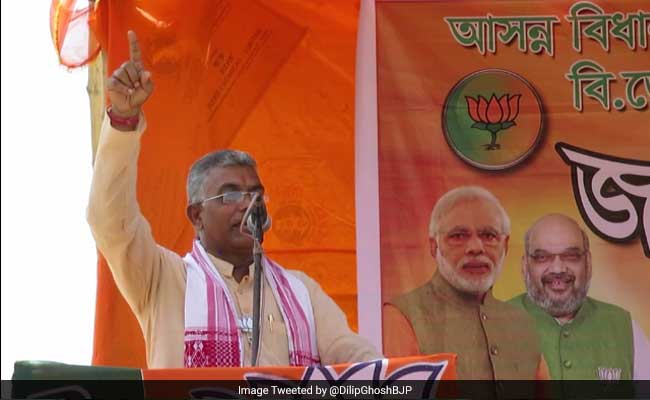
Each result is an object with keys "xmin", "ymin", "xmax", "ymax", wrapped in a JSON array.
[
  {"xmin": 93, "ymin": 256, "xmax": 146, "ymax": 366},
  {"xmin": 141, "ymin": 354, "xmax": 457, "ymax": 380},
  {"xmin": 142, "ymin": 354, "xmax": 457, "ymax": 398},
  {"xmin": 91, "ymin": 0, "xmax": 360, "ymax": 367},
  {"xmin": 50, "ymin": 0, "xmax": 101, "ymax": 67}
]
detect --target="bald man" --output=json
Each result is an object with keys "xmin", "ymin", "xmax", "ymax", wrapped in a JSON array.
[{"xmin": 509, "ymin": 214, "xmax": 650, "ymax": 380}]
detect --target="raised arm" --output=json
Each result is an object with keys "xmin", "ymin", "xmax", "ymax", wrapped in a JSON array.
[{"xmin": 87, "ymin": 31, "xmax": 172, "ymax": 316}]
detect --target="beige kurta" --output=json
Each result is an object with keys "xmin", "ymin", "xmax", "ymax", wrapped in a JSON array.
[{"xmin": 87, "ymin": 114, "xmax": 381, "ymax": 368}]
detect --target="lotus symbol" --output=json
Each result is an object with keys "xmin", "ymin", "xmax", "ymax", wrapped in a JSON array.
[{"xmin": 466, "ymin": 94, "xmax": 521, "ymax": 150}]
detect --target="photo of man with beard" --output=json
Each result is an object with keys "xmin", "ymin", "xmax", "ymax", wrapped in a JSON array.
[
  {"xmin": 509, "ymin": 213, "xmax": 650, "ymax": 380},
  {"xmin": 383, "ymin": 186, "xmax": 549, "ymax": 380}
]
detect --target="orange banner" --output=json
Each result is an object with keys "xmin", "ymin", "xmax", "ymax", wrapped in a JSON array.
[
  {"xmin": 374, "ymin": 0, "xmax": 649, "ymax": 350},
  {"xmin": 87, "ymin": 0, "xmax": 362, "ymax": 367},
  {"xmin": 142, "ymin": 355, "xmax": 457, "ymax": 399},
  {"xmin": 377, "ymin": 1, "xmax": 650, "ymax": 332}
]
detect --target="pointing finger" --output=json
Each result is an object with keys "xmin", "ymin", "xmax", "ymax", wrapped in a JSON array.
[{"xmin": 128, "ymin": 30, "xmax": 143, "ymax": 68}]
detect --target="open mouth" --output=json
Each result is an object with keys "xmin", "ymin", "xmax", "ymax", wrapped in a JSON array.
[{"xmin": 542, "ymin": 274, "xmax": 575, "ymax": 292}]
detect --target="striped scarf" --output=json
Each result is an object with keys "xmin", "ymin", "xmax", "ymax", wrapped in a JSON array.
[{"xmin": 183, "ymin": 240, "xmax": 320, "ymax": 367}]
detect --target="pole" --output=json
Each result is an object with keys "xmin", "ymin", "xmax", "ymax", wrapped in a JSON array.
[{"xmin": 250, "ymin": 208, "xmax": 265, "ymax": 366}]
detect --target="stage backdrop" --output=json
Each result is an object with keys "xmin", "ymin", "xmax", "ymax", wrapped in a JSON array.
[
  {"xmin": 52, "ymin": 0, "xmax": 364, "ymax": 367},
  {"xmin": 51, "ymin": 0, "xmax": 649, "ymax": 366},
  {"xmin": 355, "ymin": 0, "xmax": 649, "ymax": 351}
]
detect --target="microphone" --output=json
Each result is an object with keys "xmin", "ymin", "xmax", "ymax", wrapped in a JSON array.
[{"xmin": 246, "ymin": 201, "xmax": 272, "ymax": 234}]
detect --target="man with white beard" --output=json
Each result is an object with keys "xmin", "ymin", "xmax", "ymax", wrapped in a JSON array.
[
  {"xmin": 383, "ymin": 186, "xmax": 548, "ymax": 380},
  {"xmin": 509, "ymin": 213, "xmax": 650, "ymax": 380}
]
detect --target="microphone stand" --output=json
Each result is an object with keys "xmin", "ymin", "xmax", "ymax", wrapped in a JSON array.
[{"xmin": 250, "ymin": 209, "xmax": 264, "ymax": 367}]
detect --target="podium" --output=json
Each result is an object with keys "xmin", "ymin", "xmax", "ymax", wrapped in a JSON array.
[{"xmin": 9, "ymin": 354, "xmax": 456, "ymax": 399}]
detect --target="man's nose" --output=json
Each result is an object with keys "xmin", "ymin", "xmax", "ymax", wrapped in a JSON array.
[
  {"xmin": 236, "ymin": 194, "xmax": 253, "ymax": 210},
  {"xmin": 548, "ymin": 254, "xmax": 566, "ymax": 273},
  {"xmin": 465, "ymin": 233, "xmax": 485, "ymax": 255},
  {"xmin": 237, "ymin": 192, "xmax": 258, "ymax": 211}
]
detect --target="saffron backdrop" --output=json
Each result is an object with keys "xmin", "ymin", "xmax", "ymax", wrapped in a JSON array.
[{"xmin": 82, "ymin": 0, "xmax": 363, "ymax": 367}]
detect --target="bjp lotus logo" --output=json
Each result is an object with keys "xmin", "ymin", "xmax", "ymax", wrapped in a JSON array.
[
  {"xmin": 465, "ymin": 94, "xmax": 521, "ymax": 150},
  {"xmin": 442, "ymin": 69, "xmax": 544, "ymax": 170}
]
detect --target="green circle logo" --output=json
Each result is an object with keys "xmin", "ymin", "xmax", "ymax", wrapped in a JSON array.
[{"xmin": 442, "ymin": 69, "xmax": 544, "ymax": 170}]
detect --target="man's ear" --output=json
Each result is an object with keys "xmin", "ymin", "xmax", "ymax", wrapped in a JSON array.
[
  {"xmin": 186, "ymin": 203, "xmax": 203, "ymax": 230},
  {"xmin": 585, "ymin": 250, "xmax": 593, "ymax": 281},
  {"xmin": 429, "ymin": 237, "xmax": 438, "ymax": 258},
  {"xmin": 504, "ymin": 234, "xmax": 510, "ymax": 254},
  {"xmin": 520, "ymin": 253, "xmax": 527, "ymax": 280}
]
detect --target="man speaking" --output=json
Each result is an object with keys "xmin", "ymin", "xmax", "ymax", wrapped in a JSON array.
[{"xmin": 87, "ymin": 31, "xmax": 380, "ymax": 368}]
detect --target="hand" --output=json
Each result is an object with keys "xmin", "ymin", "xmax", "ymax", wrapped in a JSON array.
[{"xmin": 106, "ymin": 30, "xmax": 154, "ymax": 117}]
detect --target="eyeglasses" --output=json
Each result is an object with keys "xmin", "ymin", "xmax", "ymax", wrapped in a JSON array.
[
  {"xmin": 440, "ymin": 228, "xmax": 504, "ymax": 247},
  {"xmin": 200, "ymin": 191, "xmax": 267, "ymax": 206},
  {"xmin": 528, "ymin": 250, "xmax": 585, "ymax": 265}
]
